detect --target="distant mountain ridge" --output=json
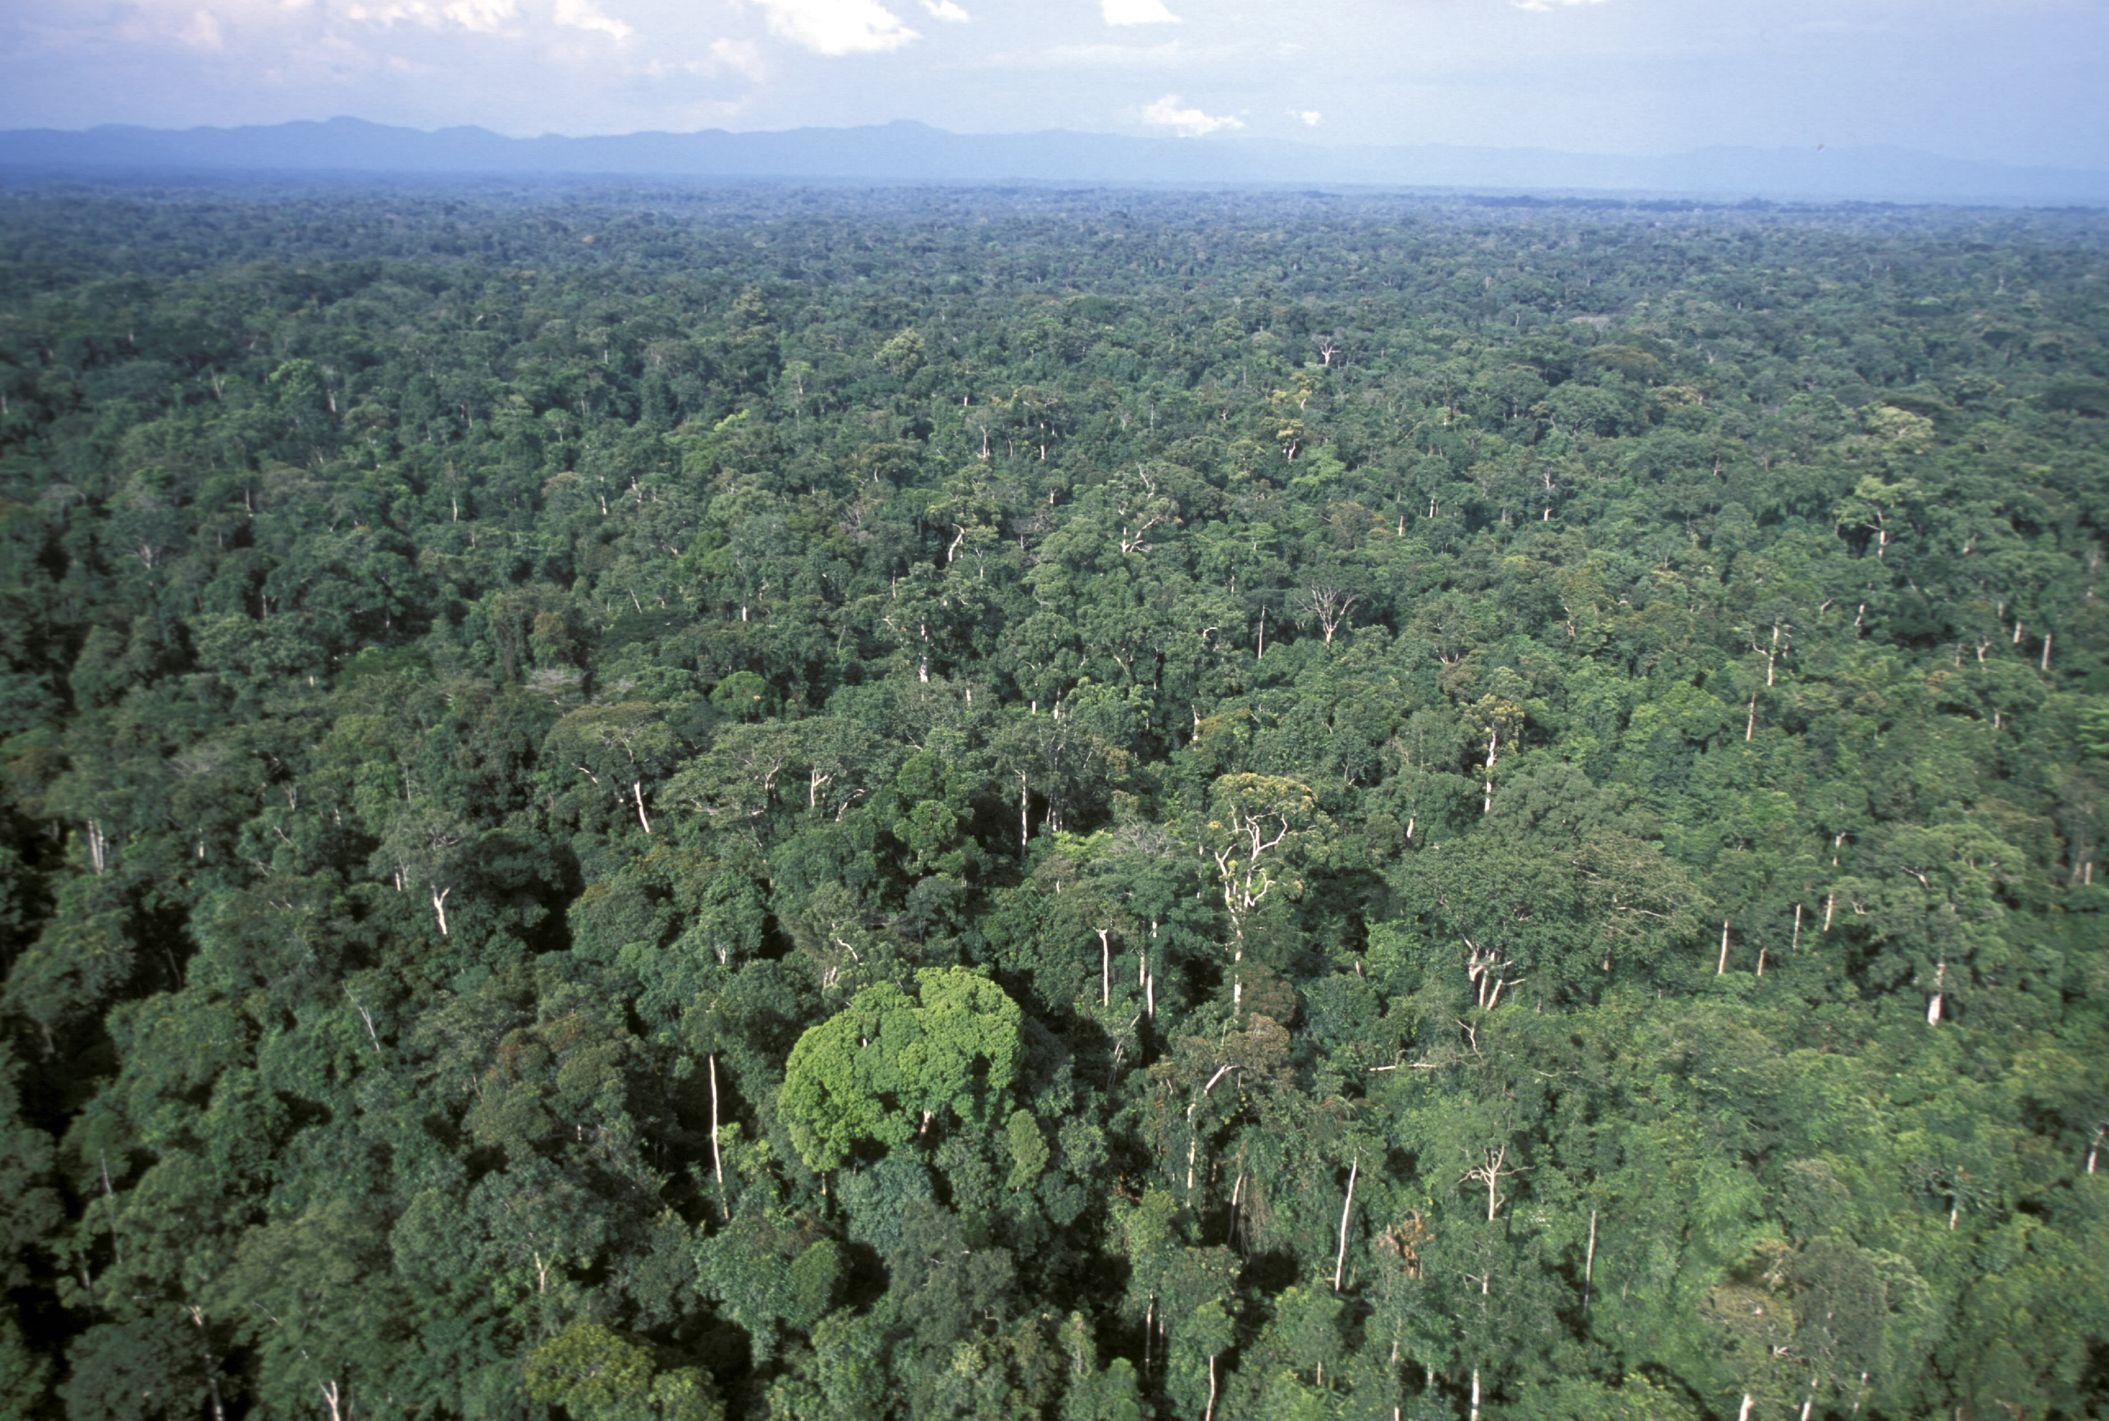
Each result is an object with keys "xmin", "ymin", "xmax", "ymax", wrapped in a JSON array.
[{"xmin": 4, "ymin": 115, "xmax": 2105, "ymax": 206}]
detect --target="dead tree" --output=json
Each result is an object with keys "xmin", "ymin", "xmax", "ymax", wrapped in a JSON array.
[
  {"xmin": 1301, "ymin": 584, "xmax": 1362, "ymax": 645},
  {"xmin": 1463, "ymin": 1144, "xmax": 1520, "ymax": 1222}
]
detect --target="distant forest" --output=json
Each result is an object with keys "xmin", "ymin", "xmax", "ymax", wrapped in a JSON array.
[{"xmin": 1, "ymin": 182, "xmax": 2105, "ymax": 1421}]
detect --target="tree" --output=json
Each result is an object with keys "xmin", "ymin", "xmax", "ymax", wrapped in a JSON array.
[
  {"xmin": 526, "ymin": 1322, "xmax": 723, "ymax": 1421},
  {"xmin": 545, "ymin": 702, "xmax": 683, "ymax": 836},
  {"xmin": 779, "ymin": 968, "xmax": 1023, "ymax": 1171},
  {"xmin": 1202, "ymin": 773, "xmax": 1326, "ymax": 1013}
]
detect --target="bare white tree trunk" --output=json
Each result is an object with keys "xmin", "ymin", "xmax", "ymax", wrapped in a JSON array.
[
  {"xmin": 348, "ymin": 992, "xmax": 381, "ymax": 1052},
  {"xmin": 709, "ymin": 1053, "xmax": 729, "ymax": 1220},
  {"xmin": 1583, "ymin": 1206, "xmax": 1597, "ymax": 1307},
  {"xmin": 633, "ymin": 781, "xmax": 652, "ymax": 834},
  {"xmin": 1333, "ymin": 1157, "xmax": 1359, "ymax": 1292},
  {"xmin": 186, "ymin": 1305, "xmax": 227, "ymax": 1421},
  {"xmin": 1470, "ymin": 1368, "xmax": 1482, "ymax": 1421},
  {"xmin": 1205, "ymin": 1354, "xmax": 1219, "ymax": 1421},
  {"xmin": 1737, "ymin": 1393, "xmax": 1753, "ymax": 1421},
  {"xmin": 1716, "ymin": 919, "xmax": 1732, "ymax": 975},
  {"xmin": 431, "ymin": 885, "xmax": 451, "ymax": 937},
  {"xmin": 1099, "ymin": 928, "xmax": 1112, "ymax": 1008}
]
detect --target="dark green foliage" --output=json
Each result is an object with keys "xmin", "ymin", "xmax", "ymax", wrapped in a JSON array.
[{"xmin": 1, "ymin": 180, "xmax": 2105, "ymax": 1420}]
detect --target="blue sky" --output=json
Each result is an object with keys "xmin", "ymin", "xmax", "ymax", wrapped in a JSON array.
[{"xmin": 3, "ymin": 0, "xmax": 2103, "ymax": 166}]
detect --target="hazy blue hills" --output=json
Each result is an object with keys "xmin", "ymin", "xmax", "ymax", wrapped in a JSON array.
[{"xmin": 4, "ymin": 115, "xmax": 2104, "ymax": 205}]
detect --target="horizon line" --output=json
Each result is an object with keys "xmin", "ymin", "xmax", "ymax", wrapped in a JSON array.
[{"xmin": 6, "ymin": 114, "xmax": 2106, "ymax": 176}]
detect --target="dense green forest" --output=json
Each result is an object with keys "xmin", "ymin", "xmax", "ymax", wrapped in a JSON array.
[{"xmin": 1, "ymin": 181, "xmax": 2106, "ymax": 1421}]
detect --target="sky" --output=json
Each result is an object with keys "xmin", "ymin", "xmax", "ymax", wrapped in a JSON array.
[{"xmin": 2, "ymin": 0, "xmax": 2104, "ymax": 168}]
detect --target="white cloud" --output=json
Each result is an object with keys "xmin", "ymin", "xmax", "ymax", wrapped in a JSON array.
[
  {"xmin": 1296, "ymin": 109, "xmax": 1322, "ymax": 126},
  {"xmin": 436, "ymin": 0, "xmax": 517, "ymax": 30},
  {"xmin": 1141, "ymin": 93, "xmax": 1242, "ymax": 138},
  {"xmin": 920, "ymin": 0, "xmax": 969, "ymax": 21},
  {"xmin": 177, "ymin": 8, "xmax": 226, "ymax": 50},
  {"xmin": 342, "ymin": 0, "xmax": 521, "ymax": 32},
  {"xmin": 552, "ymin": 0, "xmax": 630, "ymax": 42},
  {"xmin": 1511, "ymin": 0, "xmax": 1609, "ymax": 10},
  {"xmin": 1102, "ymin": 0, "xmax": 1178, "ymax": 26},
  {"xmin": 708, "ymin": 36, "xmax": 768, "ymax": 80},
  {"xmin": 744, "ymin": 0, "xmax": 918, "ymax": 55}
]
